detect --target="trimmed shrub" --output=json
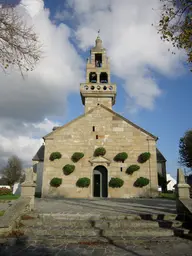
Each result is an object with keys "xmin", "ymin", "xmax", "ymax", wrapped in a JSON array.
[
  {"xmin": 94, "ymin": 147, "xmax": 106, "ymax": 157},
  {"xmin": 63, "ymin": 164, "xmax": 75, "ymax": 175},
  {"xmin": 114, "ymin": 152, "xmax": 128, "ymax": 162},
  {"xmin": 109, "ymin": 178, "xmax": 124, "ymax": 188},
  {"xmin": 134, "ymin": 177, "xmax": 150, "ymax": 188},
  {"xmin": 76, "ymin": 177, "xmax": 90, "ymax": 188},
  {"xmin": 138, "ymin": 152, "xmax": 151, "ymax": 163},
  {"xmin": 50, "ymin": 177, "xmax": 62, "ymax": 187},
  {"xmin": 126, "ymin": 165, "xmax": 140, "ymax": 175},
  {"xmin": 49, "ymin": 152, "xmax": 62, "ymax": 161},
  {"xmin": 71, "ymin": 152, "xmax": 84, "ymax": 163},
  {"xmin": 0, "ymin": 187, "xmax": 12, "ymax": 196}
]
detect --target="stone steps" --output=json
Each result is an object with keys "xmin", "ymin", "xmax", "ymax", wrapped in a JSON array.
[
  {"xmin": 3, "ymin": 235, "xmax": 182, "ymax": 247},
  {"xmin": 20, "ymin": 218, "xmax": 182, "ymax": 229},
  {"xmin": 36, "ymin": 213, "xmax": 178, "ymax": 221},
  {"xmin": 20, "ymin": 226, "xmax": 176, "ymax": 237},
  {"xmin": 13, "ymin": 212, "xmax": 191, "ymax": 244}
]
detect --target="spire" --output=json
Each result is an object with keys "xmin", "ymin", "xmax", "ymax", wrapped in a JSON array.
[
  {"xmin": 95, "ymin": 29, "xmax": 103, "ymax": 49},
  {"xmin": 80, "ymin": 33, "xmax": 117, "ymax": 113}
]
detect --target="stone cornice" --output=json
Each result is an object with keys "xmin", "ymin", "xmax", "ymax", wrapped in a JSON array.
[{"xmin": 89, "ymin": 156, "xmax": 111, "ymax": 166}]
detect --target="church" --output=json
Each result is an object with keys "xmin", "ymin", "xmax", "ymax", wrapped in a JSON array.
[{"xmin": 33, "ymin": 36, "xmax": 167, "ymax": 198}]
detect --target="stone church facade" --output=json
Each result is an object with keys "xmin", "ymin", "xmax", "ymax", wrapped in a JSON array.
[{"xmin": 33, "ymin": 36, "xmax": 166, "ymax": 198}]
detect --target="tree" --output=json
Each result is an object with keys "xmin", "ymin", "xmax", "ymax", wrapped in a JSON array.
[
  {"xmin": 0, "ymin": 2, "xmax": 41, "ymax": 76},
  {"xmin": 155, "ymin": 0, "xmax": 192, "ymax": 71},
  {"xmin": 1, "ymin": 155, "xmax": 23, "ymax": 191},
  {"xmin": 0, "ymin": 176, "xmax": 9, "ymax": 185},
  {"xmin": 179, "ymin": 129, "xmax": 192, "ymax": 171}
]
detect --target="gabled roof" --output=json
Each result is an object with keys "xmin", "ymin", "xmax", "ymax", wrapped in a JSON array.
[
  {"xmin": 100, "ymin": 104, "xmax": 158, "ymax": 140},
  {"xmin": 43, "ymin": 107, "xmax": 96, "ymax": 139},
  {"xmin": 156, "ymin": 148, "xmax": 166, "ymax": 162},
  {"xmin": 43, "ymin": 104, "xmax": 158, "ymax": 140},
  {"xmin": 32, "ymin": 145, "xmax": 45, "ymax": 161}
]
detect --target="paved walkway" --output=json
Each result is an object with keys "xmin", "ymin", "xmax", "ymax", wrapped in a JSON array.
[
  {"xmin": 0, "ymin": 237, "xmax": 192, "ymax": 255},
  {"xmin": 34, "ymin": 198, "xmax": 177, "ymax": 215},
  {"xmin": 0, "ymin": 201, "xmax": 13, "ymax": 211},
  {"xmin": 1, "ymin": 198, "xmax": 192, "ymax": 255}
]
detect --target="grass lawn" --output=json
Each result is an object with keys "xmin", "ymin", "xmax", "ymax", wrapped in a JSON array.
[
  {"xmin": 0, "ymin": 210, "xmax": 5, "ymax": 216},
  {"xmin": 159, "ymin": 193, "xmax": 176, "ymax": 200},
  {"xmin": 0, "ymin": 195, "xmax": 20, "ymax": 200}
]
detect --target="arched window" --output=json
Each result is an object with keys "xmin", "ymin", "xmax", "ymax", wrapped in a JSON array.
[
  {"xmin": 95, "ymin": 54, "xmax": 102, "ymax": 67},
  {"xmin": 89, "ymin": 72, "xmax": 97, "ymax": 83},
  {"xmin": 100, "ymin": 72, "xmax": 108, "ymax": 83}
]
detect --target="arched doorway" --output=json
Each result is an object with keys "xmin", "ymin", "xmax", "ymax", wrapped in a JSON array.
[{"xmin": 93, "ymin": 165, "xmax": 108, "ymax": 198}]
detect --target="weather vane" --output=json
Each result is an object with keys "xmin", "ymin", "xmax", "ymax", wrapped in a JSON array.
[{"xmin": 98, "ymin": 29, "xmax": 100, "ymax": 37}]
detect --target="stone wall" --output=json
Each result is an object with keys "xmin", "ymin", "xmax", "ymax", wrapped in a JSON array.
[
  {"xmin": 0, "ymin": 198, "xmax": 31, "ymax": 236},
  {"xmin": 85, "ymin": 97, "xmax": 112, "ymax": 112},
  {"xmin": 42, "ymin": 105, "xmax": 158, "ymax": 198}
]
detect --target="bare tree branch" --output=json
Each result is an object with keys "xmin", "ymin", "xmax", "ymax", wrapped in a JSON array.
[{"xmin": 0, "ymin": 2, "xmax": 42, "ymax": 77}]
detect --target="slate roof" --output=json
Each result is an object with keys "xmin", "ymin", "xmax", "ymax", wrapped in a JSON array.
[
  {"xmin": 32, "ymin": 145, "xmax": 45, "ymax": 161},
  {"xmin": 43, "ymin": 104, "xmax": 158, "ymax": 140},
  {"xmin": 156, "ymin": 148, "xmax": 166, "ymax": 162}
]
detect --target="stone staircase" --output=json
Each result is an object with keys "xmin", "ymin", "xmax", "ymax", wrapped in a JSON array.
[{"xmin": 11, "ymin": 212, "xmax": 191, "ymax": 246}]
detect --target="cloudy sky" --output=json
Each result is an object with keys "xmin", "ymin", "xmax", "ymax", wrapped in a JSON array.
[{"xmin": 0, "ymin": 0, "xmax": 191, "ymax": 177}]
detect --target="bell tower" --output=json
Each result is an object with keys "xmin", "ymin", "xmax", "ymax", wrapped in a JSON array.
[{"xmin": 80, "ymin": 35, "xmax": 116, "ymax": 113}]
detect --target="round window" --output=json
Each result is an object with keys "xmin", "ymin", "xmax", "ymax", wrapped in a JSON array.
[
  {"xmin": 109, "ymin": 86, "xmax": 113, "ymax": 90},
  {"xmin": 91, "ymin": 86, "xmax": 95, "ymax": 90},
  {"xmin": 103, "ymin": 86, "xmax": 107, "ymax": 90},
  {"xmin": 84, "ymin": 85, "xmax": 89, "ymax": 90},
  {"xmin": 97, "ymin": 85, "xmax": 101, "ymax": 90}
]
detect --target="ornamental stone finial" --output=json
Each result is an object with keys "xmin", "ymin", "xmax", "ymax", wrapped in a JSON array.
[
  {"xmin": 23, "ymin": 167, "xmax": 36, "ymax": 184},
  {"xmin": 177, "ymin": 168, "xmax": 186, "ymax": 184}
]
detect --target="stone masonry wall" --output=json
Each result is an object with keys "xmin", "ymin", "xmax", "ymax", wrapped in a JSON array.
[
  {"xmin": 41, "ymin": 105, "xmax": 158, "ymax": 198},
  {"xmin": 85, "ymin": 97, "xmax": 112, "ymax": 112}
]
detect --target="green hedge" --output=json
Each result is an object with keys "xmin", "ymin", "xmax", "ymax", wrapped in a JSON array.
[
  {"xmin": 94, "ymin": 147, "xmax": 106, "ymax": 157},
  {"xmin": 138, "ymin": 152, "xmax": 151, "ymax": 163},
  {"xmin": 50, "ymin": 177, "xmax": 62, "ymax": 187},
  {"xmin": 134, "ymin": 177, "xmax": 150, "ymax": 188},
  {"xmin": 63, "ymin": 164, "xmax": 75, "ymax": 175},
  {"xmin": 49, "ymin": 152, "xmax": 62, "ymax": 161},
  {"xmin": 109, "ymin": 178, "xmax": 124, "ymax": 188},
  {"xmin": 71, "ymin": 152, "xmax": 84, "ymax": 162},
  {"xmin": 0, "ymin": 188, "xmax": 12, "ymax": 196},
  {"xmin": 76, "ymin": 177, "xmax": 90, "ymax": 188},
  {"xmin": 126, "ymin": 165, "xmax": 140, "ymax": 175},
  {"xmin": 114, "ymin": 152, "xmax": 128, "ymax": 162}
]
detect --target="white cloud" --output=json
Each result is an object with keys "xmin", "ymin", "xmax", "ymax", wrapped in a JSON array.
[
  {"xmin": 31, "ymin": 118, "xmax": 61, "ymax": 133},
  {"xmin": 0, "ymin": 0, "xmax": 83, "ymax": 167},
  {"xmin": 21, "ymin": 0, "xmax": 44, "ymax": 17},
  {"xmin": 0, "ymin": 135, "xmax": 42, "ymax": 165},
  {"xmin": 66, "ymin": 0, "xmax": 185, "ymax": 111},
  {"xmin": 0, "ymin": 117, "xmax": 61, "ymax": 167},
  {"xmin": 0, "ymin": 0, "xmax": 186, "ymax": 168}
]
